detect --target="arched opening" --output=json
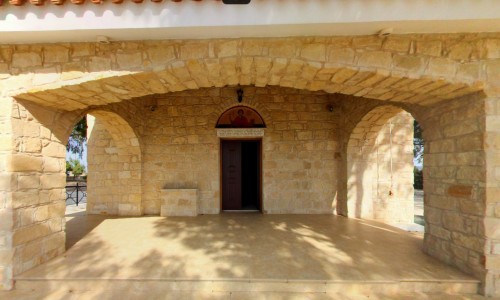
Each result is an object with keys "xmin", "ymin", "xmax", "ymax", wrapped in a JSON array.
[
  {"xmin": 347, "ymin": 105, "xmax": 418, "ymax": 227},
  {"xmin": 63, "ymin": 110, "xmax": 142, "ymax": 249},
  {"xmin": 65, "ymin": 116, "xmax": 88, "ymax": 220},
  {"xmin": 413, "ymin": 120, "xmax": 425, "ymax": 227}
]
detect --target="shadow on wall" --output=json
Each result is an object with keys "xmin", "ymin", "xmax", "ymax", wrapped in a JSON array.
[{"xmin": 346, "ymin": 105, "xmax": 417, "ymax": 225}]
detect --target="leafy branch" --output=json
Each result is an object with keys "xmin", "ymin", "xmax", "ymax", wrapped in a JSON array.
[{"xmin": 67, "ymin": 117, "xmax": 87, "ymax": 158}]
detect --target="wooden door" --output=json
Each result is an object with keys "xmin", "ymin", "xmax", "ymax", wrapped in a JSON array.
[{"xmin": 222, "ymin": 140, "xmax": 242, "ymax": 210}]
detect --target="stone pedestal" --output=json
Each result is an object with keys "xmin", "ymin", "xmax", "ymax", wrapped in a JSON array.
[{"xmin": 160, "ymin": 189, "xmax": 198, "ymax": 217}]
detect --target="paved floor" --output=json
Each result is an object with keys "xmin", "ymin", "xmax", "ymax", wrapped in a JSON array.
[
  {"xmin": 18, "ymin": 213, "xmax": 473, "ymax": 282},
  {"xmin": 3, "ymin": 213, "xmax": 485, "ymax": 299}
]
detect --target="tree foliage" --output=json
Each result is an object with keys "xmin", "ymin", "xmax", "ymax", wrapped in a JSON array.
[
  {"xmin": 67, "ymin": 159, "xmax": 86, "ymax": 176},
  {"xmin": 67, "ymin": 117, "xmax": 87, "ymax": 158},
  {"xmin": 413, "ymin": 120, "xmax": 424, "ymax": 166},
  {"xmin": 413, "ymin": 120, "xmax": 424, "ymax": 189},
  {"xmin": 414, "ymin": 167, "xmax": 423, "ymax": 189}
]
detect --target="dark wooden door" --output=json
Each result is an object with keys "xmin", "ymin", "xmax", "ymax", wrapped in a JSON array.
[{"xmin": 222, "ymin": 140, "xmax": 242, "ymax": 210}]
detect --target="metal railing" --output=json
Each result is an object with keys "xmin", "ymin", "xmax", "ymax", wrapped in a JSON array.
[{"xmin": 66, "ymin": 182, "xmax": 87, "ymax": 206}]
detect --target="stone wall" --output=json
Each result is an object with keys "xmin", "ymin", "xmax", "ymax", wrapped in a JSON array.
[
  {"xmin": 347, "ymin": 106, "xmax": 414, "ymax": 223},
  {"xmin": 416, "ymin": 94, "xmax": 487, "ymax": 291},
  {"xmin": 134, "ymin": 86, "xmax": 340, "ymax": 214},
  {"xmin": 4, "ymin": 101, "xmax": 80, "ymax": 288},
  {"xmin": 86, "ymin": 87, "xmax": 417, "ymax": 220},
  {"xmin": 0, "ymin": 97, "xmax": 13, "ymax": 290},
  {"xmin": 86, "ymin": 111, "xmax": 142, "ymax": 216},
  {"xmin": 485, "ymin": 96, "xmax": 500, "ymax": 296}
]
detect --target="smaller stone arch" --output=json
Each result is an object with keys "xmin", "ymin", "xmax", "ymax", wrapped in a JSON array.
[
  {"xmin": 346, "ymin": 105, "xmax": 416, "ymax": 224},
  {"xmin": 209, "ymin": 86, "xmax": 273, "ymax": 128},
  {"xmin": 86, "ymin": 110, "xmax": 142, "ymax": 216},
  {"xmin": 215, "ymin": 106, "xmax": 266, "ymax": 128}
]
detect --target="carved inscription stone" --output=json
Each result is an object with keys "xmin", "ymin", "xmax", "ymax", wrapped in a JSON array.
[{"xmin": 217, "ymin": 128, "xmax": 265, "ymax": 138}]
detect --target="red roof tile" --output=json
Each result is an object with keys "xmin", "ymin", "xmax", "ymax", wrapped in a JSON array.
[{"xmin": 4, "ymin": 0, "xmax": 220, "ymax": 6}]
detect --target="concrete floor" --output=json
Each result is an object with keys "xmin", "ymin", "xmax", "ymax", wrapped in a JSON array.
[{"xmin": 17, "ymin": 213, "xmax": 474, "ymax": 282}]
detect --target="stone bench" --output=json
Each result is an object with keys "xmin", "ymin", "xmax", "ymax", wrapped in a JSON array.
[{"xmin": 160, "ymin": 189, "xmax": 198, "ymax": 217}]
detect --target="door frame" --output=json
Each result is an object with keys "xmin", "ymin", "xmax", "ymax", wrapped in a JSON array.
[{"xmin": 220, "ymin": 138, "xmax": 263, "ymax": 212}]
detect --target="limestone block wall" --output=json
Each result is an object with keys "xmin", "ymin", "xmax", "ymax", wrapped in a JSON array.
[
  {"xmin": 418, "ymin": 94, "xmax": 487, "ymax": 291},
  {"xmin": 346, "ymin": 106, "xmax": 414, "ymax": 223},
  {"xmin": 87, "ymin": 119, "xmax": 122, "ymax": 215},
  {"xmin": 0, "ymin": 98, "xmax": 13, "ymax": 290},
  {"xmin": 373, "ymin": 111, "xmax": 414, "ymax": 223},
  {"xmin": 135, "ymin": 86, "xmax": 340, "ymax": 214},
  {"xmin": 4, "ymin": 100, "xmax": 80, "ymax": 288},
  {"xmin": 485, "ymin": 96, "xmax": 500, "ymax": 296},
  {"xmin": 86, "ymin": 111, "xmax": 143, "ymax": 216}
]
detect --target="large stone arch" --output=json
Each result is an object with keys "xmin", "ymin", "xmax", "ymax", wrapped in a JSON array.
[
  {"xmin": 86, "ymin": 110, "xmax": 142, "ymax": 216},
  {"xmin": 346, "ymin": 105, "xmax": 415, "ymax": 223},
  {"xmin": 4, "ymin": 36, "xmax": 486, "ymax": 113}
]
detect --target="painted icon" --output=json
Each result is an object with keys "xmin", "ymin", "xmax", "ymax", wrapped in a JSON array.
[{"xmin": 216, "ymin": 106, "xmax": 266, "ymax": 128}]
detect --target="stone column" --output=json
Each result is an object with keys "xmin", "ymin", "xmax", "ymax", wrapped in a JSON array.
[
  {"xmin": 484, "ymin": 96, "xmax": 500, "ymax": 297},
  {"xmin": 420, "ymin": 94, "xmax": 487, "ymax": 294},
  {"xmin": 0, "ymin": 97, "xmax": 14, "ymax": 290},
  {"xmin": 8, "ymin": 100, "xmax": 76, "ymax": 283}
]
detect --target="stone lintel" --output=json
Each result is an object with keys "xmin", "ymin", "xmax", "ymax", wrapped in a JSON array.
[{"xmin": 217, "ymin": 128, "xmax": 264, "ymax": 138}]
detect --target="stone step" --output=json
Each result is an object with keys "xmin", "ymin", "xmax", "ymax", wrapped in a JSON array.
[
  {"xmin": 13, "ymin": 278, "xmax": 480, "ymax": 296},
  {"xmin": 0, "ymin": 290, "xmax": 489, "ymax": 300}
]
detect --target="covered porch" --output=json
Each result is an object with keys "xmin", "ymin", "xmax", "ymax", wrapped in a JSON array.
[
  {"xmin": 8, "ymin": 213, "xmax": 481, "ymax": 299},
  {"xmin": 1, "ymin": 34, "xmax": 499, "ymax": 297}
]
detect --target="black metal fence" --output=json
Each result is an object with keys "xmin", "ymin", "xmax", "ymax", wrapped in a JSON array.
[{"xmin": 66, "ymin": 181, "xmax": 87, "ymax": 206}]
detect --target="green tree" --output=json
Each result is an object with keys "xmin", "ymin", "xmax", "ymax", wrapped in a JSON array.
[
  {"xmin": 413, "ymin": 120, "xmax": 424, "ymax": 166},
  {"xmin": 67, "ymin": 117, "xmax": 87, "ymax": 158},
  {"xmin": 68, "ymin": 159, "xmax": 86, "ymax": 176},
  {"xmin": 414, "ymin": 120, "xmax": 424, "ymax": 189}
]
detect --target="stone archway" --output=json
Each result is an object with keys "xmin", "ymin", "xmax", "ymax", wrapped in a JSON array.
[
  {"xmin": 2, "ymin": 35, "xmax": 500, "ymax": 295},
  {"xmin": 86, "ymin": 110, "xmax": 142, "ymax": 216},
  {"xmin": 346, "ymin": 105, "xmax": 415, "ymax": 224},
  {"xmin": 7, "ymin": 37, "xmax": 483, "ymax": 113}
]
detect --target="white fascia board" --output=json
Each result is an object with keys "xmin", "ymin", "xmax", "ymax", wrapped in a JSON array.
[{"xmin": 0, "ymin": 0, "xmax": 499, "ymax": 43}]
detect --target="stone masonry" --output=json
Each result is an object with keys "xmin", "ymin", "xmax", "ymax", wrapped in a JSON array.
[
  {"xmin": 347, "ymin": 106, "xmax": 414, "ymax": 223},
  {"xmin": 0, "ymin": 33, "xmax": 499, "ymax": 296},
  {"xmin": 86, "ymin": 111, "xmax": 142, "ymax": 216}
]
